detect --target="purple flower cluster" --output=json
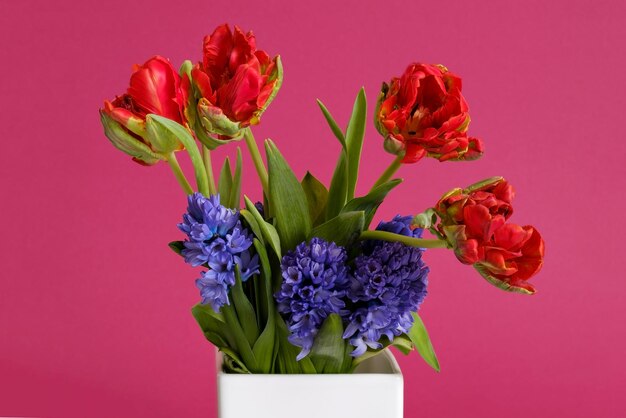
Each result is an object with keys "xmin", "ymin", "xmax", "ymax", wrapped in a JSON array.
[
  {"xmin": 178, "ymin": 193, "xmax": 259, "ymax": 311},
  {"xmin": 275, "ymin": 238, "xmax": 350, "ymax": 360},
  {"xmin": 276, "ymin": 215, "xmax": 430, "ymax": 359},
  {"xmin": 343, "ymin": 216, "xmax": 429, "ymax": 356}
]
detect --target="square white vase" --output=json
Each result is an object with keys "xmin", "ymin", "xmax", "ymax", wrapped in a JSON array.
[{"xmin": 217, "ymin": 349, "xmax": 403, "ymax": 418}]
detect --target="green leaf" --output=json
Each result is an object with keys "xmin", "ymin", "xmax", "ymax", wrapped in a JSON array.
[
  {"xmin": 191, "ymin": 303, "xmax": 235, "ymax": 349},
  {"xmin": 325, "ymin": 152, "xmax": 348, "ymax": 220},
  {"xmin": 221, "ymin": 303, "xmax": 258, "ymax": 372},
  {"xmin": 275, "ymin": 315, "xmax": 317, "ymax": 374},
  {"xmin": 342, "ymin": 179, "xmax": 402, "ymax": 228},
  {"xmin": 251, "ymin": 313, "xmax": 276, "ymax": 374},
  {"xmin": 309, "ymin": 211, "xmax": 365, "ymax": 248},
  {"xmin": 301, "ymin": 171, "xmax": 329, "ymax": 226},
  {"xmin": 231, "ymin": 267, "xmax": 259, "ymax": 347},
  {"xmin": 344, "ymin": 88, "xmax": 367, "ymax": 201},
  {"xmin": 168, "ymin": 241, "xmax": 184, "ymax": 256},
  {"xmin": 229, "ymin": 147, "xmax": 243, "ymax": 209},
  {"xmin": 317, "ymin": 99, "xmax": 347, "ymax": 150},
  {"xmin": 146, "ymin": 114, "xmax": 209, "ymax": 195},
  {"xmin": 408, "ymin": 313, "xmax": 440, "ymax": 372},
  {"xmin": 251, "ymin": 239, "xmax": 276, "ymax": 373},
  {"xmin": 310, "ymin": 314, "xmax": 349, "ymax": 373},
  {"xmin": 240, "ymin": 210, "xmax": 264, "ymax": 245},
  {"xmin": 351, "ymin": 336, "xmax": 412, "ymax": 368},
  {"xmin": 266, "ymin": 139, "xmax": 312, "ymax": 251},
  {"xmin": 203, "ymin": 331, "xmax": 228, "ymax": 348},
  {"xmin": 218, "ymin": 157, "xmax": 233, "ymax": 205},
  {"xmin": 220, "ymin": 348, "xmax": 251, "ymax": 374},
  {"xmin": 244, "ymin": 197, "xmax": 281, "ymax": 259},
  {"xmin": 391, "ymin": 334, "xmax": 414, "ymax": 355}
]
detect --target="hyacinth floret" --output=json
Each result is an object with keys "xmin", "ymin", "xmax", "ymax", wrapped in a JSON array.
[
  {"xmin": 275, "ymin": 238, "xmax": 350, "ymax": 360},
  {"xmin": 344, "ymin": 215, "xmax": 429, "ymax": 356},
  {"xmin": 178, "ymin": 193, "xmax": 259, "ymax": 311}
]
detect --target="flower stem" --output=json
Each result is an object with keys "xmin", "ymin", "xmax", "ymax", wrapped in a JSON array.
[
  {"xmin": 167, "ymin": 153, "xmax": 194, "ymax": 195},
  {"xmin": 202, "ymin": 145, "xmax": 217, "ymax": 195},
  {"xmin": 371, "ymin": 154, "xmax": 403, "ymax": 190},
  {"xmin": 360, "ymin": 230, "xmax": 449, "ymax": 249},
  {"xmin": 243, "ymin": 128, "xmax": 269, "ymax": 194}
]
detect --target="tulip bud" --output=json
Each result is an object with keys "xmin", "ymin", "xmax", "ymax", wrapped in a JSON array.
[
  {"xmin": 99, "ymin": 111, "xmax": 164, "ymax": 165},
  {"xmin": 99, "ymin": 56, "xmax": 185, "ymax": 165},
  {"xmin": 197, "ymin": 99, "xmax": 245, "ymax": 139},
  {"xmin": 145, "ymin": 114, "xmax": 186, "ymax": 154}
]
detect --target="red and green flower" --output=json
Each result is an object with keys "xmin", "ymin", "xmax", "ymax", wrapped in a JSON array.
[
  {"xmin": 434, "ymin": 177, "xmax": 545, "ymax": 294},
  {"xmin": 181, "ymin": 24, "xmax": 283, "ymax": 147},
  {"xmin": 100, "ymin": 56, "xmax": 185, "ymax": 165},
  {"xmin": 375, "ymin": 63, "xmax": 483, "ymax": 163}
]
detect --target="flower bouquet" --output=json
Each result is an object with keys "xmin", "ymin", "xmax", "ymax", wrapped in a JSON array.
[{"xmin": 99, "ymin": 24, "xmax": 545, "ymax": 417}]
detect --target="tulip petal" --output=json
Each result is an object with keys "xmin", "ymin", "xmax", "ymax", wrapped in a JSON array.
[
  {"xmin": 493, "ymin": 223, "xmax": 533, "ymax": 252},
  {"xmin": 203, "ymin": 24, "xmax": 234, "ymax": 85},
  {"xmin": 127, "ymin": 56, "xmax": 182, "ymax": 123},
  {"xmin": 463, "ymin": 205, "xmax": 492, "ymax": 240},
  {"xmin": 216, "ymin": 63, "xmax": 264, "ymax": 123},
  {"xmin": 511, "ymin": 227, "xmax": 545, "ymax": 280},
  {"xmin": 230, "ymin": 26, "xmax": 256, "ymax": 74}
]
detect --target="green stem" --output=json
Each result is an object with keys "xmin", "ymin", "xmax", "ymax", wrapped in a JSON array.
[
  {"xmin": 202, "ymin": 145, "xmax": 217, "ymax": 195},
  {"xmin": 360, "ymin": 230, "xmax": 449, "ymax": 249},
  {"xmin": 172, "ymin": 133, "xmax": 209, "ymax": 197},
  {"xmin": 167, "ymin": 153, "xmax": 194, "ymax": 195},
  {"xmin": 243, "ymin": 128, "xmax": 269, "ymax": 194},
  {"xmin": 221, "ymin": 304, "xmax": 258, "ymax": 372},
  {"xmin": 371, "ymin": 154, "xmax": 403, "ymax": 190}
]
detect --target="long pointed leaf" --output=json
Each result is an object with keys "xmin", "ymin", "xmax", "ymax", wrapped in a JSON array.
[
  {"xmin": 310, "ymin": 314, "xmax": 348, "ymax": 373},
  {"xmin": 275, "ymin": 315, "xmax": 317, "ymax": 374},
  {"xmin": 221, "ymin": 303, "xmax": 258, "ymax": 372},
  {"xmin": 218, "ymin": 157, "xmax": 233, "ymax": 204},
  {"xmin": 342, "ymin": 179, "xmax": 402, "ymax": 228},
  {"xmin": 317, "ymin": 99, "xmax": 347, "ymax": 150},
  {"xmin": 240, "ymin": 210, "xmax": 264, "ymax": 245},
  {"xmin": 301, "ymin": 171, "xmax": 329, "ymax": 226},
  {"xmin": 251, "ymin": 240, "xmax": 276, "ymax": 373},
  {"xmin": 229, "ymin": 147, "xmax": 243, "ymax": 208},
  {"xmin": 244, "ymin": 197, "xmax": 281, "ymax": 259},
  {"xmin": 325, "ymin": 153, "xmax": 348, "ymax": 220},
  {"xmin": 191, "ymin": 303, "xmax": 235, "ymax": 349},
  {"xmin": 309, "ymin": 211, "xmax": 365, "ymax": 248},
  {"xmin": 266, "ymin": 139, "xmax": 311, "ymax": 251},
  {"xmin": 231, "ymin": 267, "xmax": 259, "ymax": 347},
  {"xmin": 345, "ymin": 88, "xmax": 367, "ymax": 200},
  {"xmin": 408, "ymin": 313, "xmax": 440, "ymax": 372}
]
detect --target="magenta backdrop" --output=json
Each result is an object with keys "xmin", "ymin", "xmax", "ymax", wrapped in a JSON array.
[{"xmin": 1, "ymin": 0, "xmax": 624, "ymax": 417}]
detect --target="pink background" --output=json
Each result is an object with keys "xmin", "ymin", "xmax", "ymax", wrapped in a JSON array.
[{"xmin": 1, "ymin": 0, "xmax": 624, "ymax": 416}]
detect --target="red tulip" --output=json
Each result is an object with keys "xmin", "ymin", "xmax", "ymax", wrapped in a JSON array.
[
  {"xmin": 435, "ymin": 178, "xmax": 545, "ymax": 294},
  {"xmin": 100, "ymin": 56, "xmax": 185, "ymax": 165},
  {"xmin": 182, "ymin": 24, "xmax": 282, "ymax": 147},
  {"xmin": 375, "ymin": 63, "xmax": 483, "ymax": 163}
]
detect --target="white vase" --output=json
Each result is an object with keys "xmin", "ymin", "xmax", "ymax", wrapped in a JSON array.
[{"xmin": 217, "ymin": 349, "xmax": 403, "ymax": 418}]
